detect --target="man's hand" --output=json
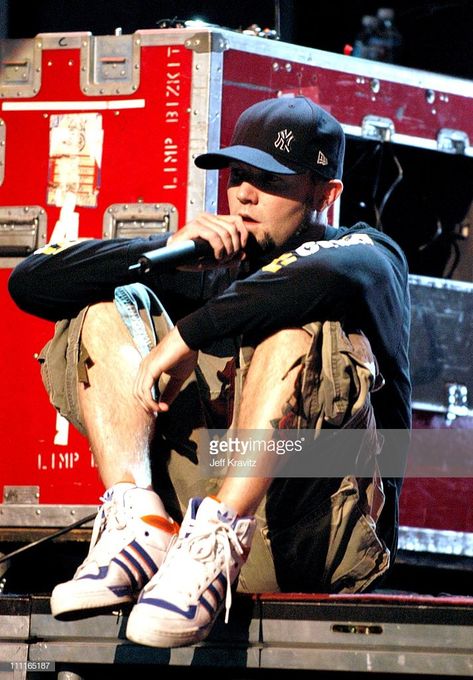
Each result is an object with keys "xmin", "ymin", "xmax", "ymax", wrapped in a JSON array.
[
  {"xmin": 167, "ymin": 212, "xmax": 248, "ymax": 265},
  {"xmin": 133, "ymin": 326, "xmax": 198, "ymax": 414}
]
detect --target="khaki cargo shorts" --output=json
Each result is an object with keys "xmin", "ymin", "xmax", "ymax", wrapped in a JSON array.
[{"xmin": 37, "ymin": 283, "xmax": 390, "ymax": 594}]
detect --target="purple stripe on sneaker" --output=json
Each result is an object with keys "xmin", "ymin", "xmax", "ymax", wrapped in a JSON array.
[
  {"xmin": 199, "ymin": 594, "xmax": 216, "ymax": 616},
  {"xmin": 216, "ymin": 572, "xmax": 227, "ymax": 589},
  {"xmin": 139, "ymin": 597, "xmax": 197, "ymax": 619},
  {"xmin": 77, "ymin": 565, "xmax": 109, "ymax": 581},
  {"xmin": 207, "ymin": 582, "xmax": 221, "ymax": 603},
  {"xmin": 108, "ymin": 584, "xmax": 133, "ymax": 597},
  {"xmin": 112, "ymin": 556, "xmax": 139, "ymax": 591},
  {"xmin": 129, "ymin": 540, "xmax": 158, "ymax": 574},
  {"xmin": 189, "ymin": 497, "xmax": 202, "ymax": 519},
  {"xmin": 120, "ymin": 550, "xmax": 149, "ymax": 586}
]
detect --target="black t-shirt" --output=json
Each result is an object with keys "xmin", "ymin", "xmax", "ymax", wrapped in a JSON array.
[{"xmin": 8, "ymin": 222, "xmax": 411, "ymax": 433}]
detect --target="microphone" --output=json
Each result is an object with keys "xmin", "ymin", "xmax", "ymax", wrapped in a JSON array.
[{"xmin": 128, "ymin": 237, "xmax": 214, "ymax": 274}]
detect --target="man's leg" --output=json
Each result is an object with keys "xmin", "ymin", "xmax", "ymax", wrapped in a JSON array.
[
  {"xmin": 49, "ymin": 298, "xmax": 179, "ymax": 619},
  {"xmin": 78, "ymin": 301, "xmax": 155, "ymax": 489},
  {"xmin": 126, "ymin": 328, "xmax": 311, "ymax": 648},
  {"xmin": 218, "ymin": 328, "xmax": 311, "ymax": 515}
]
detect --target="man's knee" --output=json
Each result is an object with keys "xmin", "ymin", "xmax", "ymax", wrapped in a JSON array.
[
  {"xmin": 81, "ymin": 300, "xmax": 116, "ymax": 327},
  {"xmin": 83, "ymin": 284, "xmax": 173, "ymax": 359},
  {"xmin": 81, "ymin": 301, "xmax": 129, "ymax": 349},
  {"xmin": 250, "ymin": 328, "xmax": 311, "ymax": 378},
  {"xmin": 37, "ymin": 291, "xmax": 156, "ymax": 436},
  {"xmin": 243, "ymin": 321, "xmax": 379, "ymax": 431},
  {"xmin": 235, "ymin": 329, "xmax": 311, "ymax": 429}
]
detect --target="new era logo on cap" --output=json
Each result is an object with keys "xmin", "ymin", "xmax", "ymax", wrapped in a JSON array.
[{"xmin": 194, "ymin": 95, "xmax": 345, "ymax": 180}]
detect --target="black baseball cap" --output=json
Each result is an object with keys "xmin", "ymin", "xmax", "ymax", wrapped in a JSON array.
[{"xmin": 195, "ymin": 95, "xmax": 345, "ymax": 180}]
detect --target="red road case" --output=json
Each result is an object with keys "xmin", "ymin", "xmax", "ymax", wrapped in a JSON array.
[{"xmin": 0, "ymin": 28, "xmax": 472, "ymax": 560}]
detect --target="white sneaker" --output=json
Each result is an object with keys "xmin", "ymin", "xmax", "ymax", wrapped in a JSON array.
[
  {"xmin": 126, "ymin": 496, "xmax": 256, "ymax": 648},
  {"xmin": 50, "ymin": 482, "xmax": 178, "ymax": 619}
]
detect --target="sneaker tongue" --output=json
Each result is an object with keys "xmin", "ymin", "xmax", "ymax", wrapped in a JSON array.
[
  {"xmin": 101, "ymin": 482, "xmax": 136, "ymax": 503},
  {"xmin": 109, "ymin": 482, "xmax": 136, "ymax": 496},
  {"xmin": 197, "ymin": 497, "xmax": 238, "ymax": 526}
]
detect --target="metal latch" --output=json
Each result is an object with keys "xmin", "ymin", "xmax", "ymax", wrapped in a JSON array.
[
  {"xmin": 0, "ymin": 206, "xmax": 47, "ymax": 269},
  {"xmin": 3, "ymin": 486, "xmax": 39, "ymax": 504},
  {"xmin": 361, "ymin": 115, "xmax": 395, "ymax": 142},
  {"xmin": 80, "ymin": 34, "xmax": 141, "ymax": 96},
  {"xmin": 103, "ymin": 203, "xmax": 178, "ymax": 240},
  {"xmin": 0, "ymin": 38, "xmax": 42, "ymax": 99},
  {"xmin": 437, "ymin": 129, "xmax": 469, "ymax": 155}
]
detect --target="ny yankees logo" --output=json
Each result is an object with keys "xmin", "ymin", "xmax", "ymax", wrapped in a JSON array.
[{"xmin": 274, "ymin": 128, "xmax": 294, "ymax": 153}]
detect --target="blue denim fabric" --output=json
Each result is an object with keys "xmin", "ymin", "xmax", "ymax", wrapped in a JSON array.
[{"xmin": 113, "ymin": 283, "xmax": 173, "ymax": 359}]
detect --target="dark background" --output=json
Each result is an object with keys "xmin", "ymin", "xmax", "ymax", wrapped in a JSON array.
[{"xmin": 4, "ymin": 0, "xmax": 473, "ymax": 80}]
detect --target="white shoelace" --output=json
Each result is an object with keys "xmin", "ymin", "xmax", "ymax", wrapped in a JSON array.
[
  {"xmin": 166, "ymin": 521, "xmax": 245, "ymax": 624},
  {"xmin": 77, "ymin": 492, "xmax": 128, "ymax": 575}
]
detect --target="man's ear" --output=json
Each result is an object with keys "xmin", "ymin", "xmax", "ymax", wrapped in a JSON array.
[{"xmin": 312, "ymin": 179, "xmax": 343, "ymax": 212}]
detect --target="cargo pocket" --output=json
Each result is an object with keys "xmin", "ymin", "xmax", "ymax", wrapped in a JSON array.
[
  {"xmin": 268, "ymin": 494, "xmax": 334, "ymax": 592},
  {"xmin": 37, "ymin": 318, "xmax": 71, "ymax": 415},
  {"xmin": 323, "ymin": 475, "xmax": 390, "ymax": 593},
  {"xmin": 36, "ymin": 310, "xmax": 89, "ymax": 435},
  {"xmin": 320, "ymin": 321, "xmax": 382, "ymax": 427}
]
